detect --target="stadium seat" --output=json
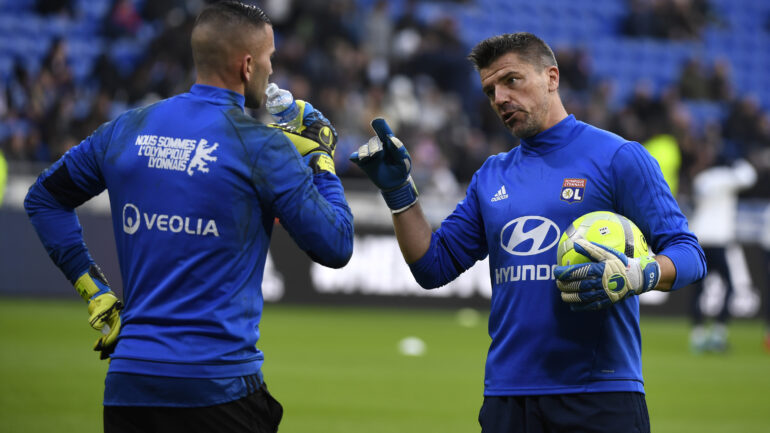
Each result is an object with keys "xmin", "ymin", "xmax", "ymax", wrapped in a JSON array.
[
  {"xmin": 448, "ymin": 0, "xmax": 770, "ymax": 110},
  {"xmin": 0, "ymin": 55, "xmax": 12, "ymax": 81},
  {"xmin": 683, "ymin": 101, "xmax": 727, "ymax": 130}
]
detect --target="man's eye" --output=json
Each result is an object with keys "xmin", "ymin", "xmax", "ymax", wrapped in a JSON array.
[{"xmin": 508, "ymin": 77, "xmax": 517, "ymax": 84}]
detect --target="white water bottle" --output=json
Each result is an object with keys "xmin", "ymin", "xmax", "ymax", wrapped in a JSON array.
[{"xmin": 265, "ymin": 83, "xmax": 302, "ymax": 130}]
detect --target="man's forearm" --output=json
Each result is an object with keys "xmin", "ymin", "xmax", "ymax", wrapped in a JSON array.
[
  {"xmin": 25, "ymin": 179, "xmax": 94, "ymax": 283},
  {"xmin": 654, "ymin": 254, "xmax": 676, "ymax": 292},
  {"xmin": 392, "ymin": 202, "xmax": 433, "ymax": 264}
]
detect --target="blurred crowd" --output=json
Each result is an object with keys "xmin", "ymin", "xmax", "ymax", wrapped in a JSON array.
[
  {"xmin": 622, "ymin": 0, "xmax": 716, "ymax": 40},
  {"xmin": 1, "ymin": 0, "xmax": 769, "ymax": 206}
]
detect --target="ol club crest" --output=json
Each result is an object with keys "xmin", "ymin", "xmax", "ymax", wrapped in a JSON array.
[{"xmin": 561, "ymin": 178, "xmax": 586, "ymax": 203}]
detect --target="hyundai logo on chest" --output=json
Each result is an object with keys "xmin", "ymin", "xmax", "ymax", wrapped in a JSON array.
[{"xmin": 500, "ymin": 216, "xmax": 560, "ymax": 256}]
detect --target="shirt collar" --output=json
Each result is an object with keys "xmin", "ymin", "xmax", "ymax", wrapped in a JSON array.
[
  {"xmin": 189, "ymin": 84, "xmax": 246, "ymax": 109},
  {"xmin": 519, "ymin": 114, "xmax": 580, "ymax": 156}
]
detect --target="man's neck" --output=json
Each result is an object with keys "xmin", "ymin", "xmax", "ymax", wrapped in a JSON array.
[
  {"xmin": 195, "ymin": 75, "xmax": 244, "ymax": 96},
  {"xmin": 542, "ymin": 99, "xmax": 569, "ymax": 131}
]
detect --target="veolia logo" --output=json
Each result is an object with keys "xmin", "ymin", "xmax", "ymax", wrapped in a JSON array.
[
  {"xmin": 123, "ymin": 203, "xmax": 141, "ymax": 234},
  {"xmin": 500, "ymin": 216, "xmax": 560, "ymax": 256},
  {"xmin": 121, "ymin": 203, "xmax": 219, "ymax": 237}
]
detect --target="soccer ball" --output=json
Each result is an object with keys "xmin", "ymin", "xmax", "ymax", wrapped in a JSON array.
[{"xmin": 557, "ymin": 211, "xmax": 649, "ymax": 266}]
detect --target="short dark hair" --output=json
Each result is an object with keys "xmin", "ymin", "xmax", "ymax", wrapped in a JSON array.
[
  {"xmin": 194, "ymin": 1, "xmax": 271, "ymax": 29},
  {"xmin": 192, "ymin": 1, "xmax": 271, "ymax": 77},
  {"xmin": 468, "ymin": 32, "xmax": 557, "ymax": 71}
]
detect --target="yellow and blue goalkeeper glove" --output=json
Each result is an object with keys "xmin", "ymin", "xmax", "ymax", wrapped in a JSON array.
[
  {"xmin": 349, "ymin": 118, "xmax": 418, "ymax": 213},
  {"xmin": 268, "ymin": 100, "xmax": 338, "ymax": 175},
  {"xmin": 553, "ymin": 238, "xmax": 660, "ymax": 311},
  {"xmin": 74, "ymin": 264, "xmax": 123, "ymax": 360}
]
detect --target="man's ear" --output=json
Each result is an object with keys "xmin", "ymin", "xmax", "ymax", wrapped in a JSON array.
[
  {"xmin": 547, "ymin": 65, "xmax": 560, "ymax": 92},
  {"xmin": 240, "ymin": 54, "xmax": 253, "ymax": 82}
]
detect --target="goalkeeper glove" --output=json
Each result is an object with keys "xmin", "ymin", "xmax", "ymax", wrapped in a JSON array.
[
  {"xmin": 74, "ymin": 264, "xmax": 123, "ymax": 360},
  {"xmin": 349, "ymin": 118, "xmax": 418, "ymax": 213},
  {"xmin": 553, "ymin": 238, "xmax": 660, "ymax": 311},
  {"xmin": 269, "ymin": 100, "xmax": 338, "ymax": 175}
]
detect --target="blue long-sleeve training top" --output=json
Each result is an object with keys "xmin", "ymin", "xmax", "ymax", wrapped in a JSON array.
[
  {"xmin": 25, "ymin": 84, "xmax": 353, "ymax": 396},
  {"xmin": 410, "ymin": 114, "xmax": 705, "ymax": 396}
]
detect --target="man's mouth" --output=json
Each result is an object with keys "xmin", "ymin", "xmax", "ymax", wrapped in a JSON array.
[{"xmin": 502, "ymin": 110, "xmax": 522, "ymax": 125}]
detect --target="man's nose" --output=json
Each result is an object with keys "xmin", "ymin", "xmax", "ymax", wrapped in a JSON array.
[{"xmin": 493, "ymin": 87, "xmax": 510, "ymax": 107}]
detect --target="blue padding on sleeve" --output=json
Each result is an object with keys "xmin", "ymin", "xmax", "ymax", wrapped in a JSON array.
[{"xmin": 658, "ymin": 243, "xmax": 707, "ymax": 290}]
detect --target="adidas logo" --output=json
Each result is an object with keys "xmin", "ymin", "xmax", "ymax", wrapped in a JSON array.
[{"xmin": 491, "ymin": 185, "xmax": 508, "ymax": 202}]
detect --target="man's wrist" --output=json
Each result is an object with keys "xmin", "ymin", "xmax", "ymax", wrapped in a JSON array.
[
  {"xmin": 74, "ymin": 264, "xmax": 111, "ymax": 302},
  {"xmin": 381, "ymin": 176, "xmax": 419, "ymax": 214}
]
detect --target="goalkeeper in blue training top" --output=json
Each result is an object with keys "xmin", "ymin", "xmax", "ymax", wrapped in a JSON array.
[
  {"xmin": 24, "ymin": 2, "xmax": 353, "ymax": 432},
  {"xmin": 351, "ymin": 32, "xmax": 706, "ymax": 433}
]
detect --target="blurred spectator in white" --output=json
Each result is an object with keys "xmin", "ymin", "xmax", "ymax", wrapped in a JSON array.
[
  {"xmin": 384, "ymin": 75, "xmax": 420, "ymax": 129},
  {"xmin": 363, "ymin": 0, "xmax": 393, "ymax": 61},
  {"xmin": 416, "ymin": 78, "xmax": 450, "ymax": 133},
  {"xmin": 392, "ymin": 0, "xmax": 423, "ymax": 60},
  {"xmin": 363, "ymin": 0, "xmax": 393, "ymax": 85},
  {"xmin": 392, "ymin": 28, "xmax": 421, "ymax": 63},
  {"xmin": 688, "ymin": 158, "xmax": 757, "ymax": 353}
]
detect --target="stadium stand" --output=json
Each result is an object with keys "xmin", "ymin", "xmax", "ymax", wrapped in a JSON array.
[{"xmin": 0, "ymin": 0, "xmax": 768, "ymax": 203}]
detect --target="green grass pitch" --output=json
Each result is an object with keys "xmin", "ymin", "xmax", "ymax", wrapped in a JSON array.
[{"xmin": 1, "ymin": 298, "xmax": 768, "ymax": 433}]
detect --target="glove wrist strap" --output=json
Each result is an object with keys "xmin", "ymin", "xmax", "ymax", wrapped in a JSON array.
[
  {"xmin": 630, "ymin": 257, "xmax": 661, "ymax": 294},
  {"xmin": 306, "ymin": 153, "xmax": 336, "ymax": 175},
  {"xmin": 74, "ymin": 264, "xmax": 111, "ymax": 302},
  {"xmin": 382, "ymin": 176, "xmax": 419, "ymax": 214}
]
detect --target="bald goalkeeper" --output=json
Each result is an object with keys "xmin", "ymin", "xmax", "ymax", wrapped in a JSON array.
[{"xmin": 24, "ymin": 2, "xmax": 353, "ymax": 432}]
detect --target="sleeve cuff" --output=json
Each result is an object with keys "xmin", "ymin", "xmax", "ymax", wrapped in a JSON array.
[{"xmin": 657, "ymin": 243, "xmax": 706, "ymax": 290}]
